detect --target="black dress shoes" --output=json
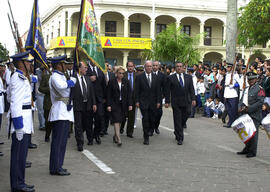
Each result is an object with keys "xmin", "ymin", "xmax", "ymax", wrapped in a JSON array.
[
  {"xmin": 177, "ymin": 140, "xmax": 183, "ymax": 145},
  {"xmin": 87, "ymin": 141, "xmax": 93, "ymax": 145},
  {"xmin": 25, "ymin": 161, "xmax": 32, "ymax": 168},
  {"xmin": 0, "ymin": 141, "xmax": 4, "ymax": 145},
  {"xmin": 127, "ymin": 134, "xmax": 133, "ymax": 138},
  {"xmin": 143, "ymin": 138, "xmax": 149, "ymax": 145},
  {"xmin": 0, "ymin": 152, "xmax": 3, "ymax": 156},
  {"xmin": 28, "ymin": 143, "xmax": 37, "ymax": 149},
  {"xmin": 155, "ymin": 129, "xmax": 160, "ymax": 134},
  {"xmin": 223, "ymin": 125, "xmax": 231, "ymax": 128},
  {"xmin": 95, "ymin": 136, "xmax": 101, "ymax": 144},
  {"xmin": 12, "ymin": 186, "xmax": 35, "ymax": 192},
  {"xmin": 246, "ymin": 153, "xmax": 256, "ymax": 158},
  {"xmin": 77, "ymin": 145, "xmax": 83, "ymax": 152},
  {"xmin": 25, "ymin": 184, "xmax": 34, "ymax": 189},
  {"xmin": 45, "ymin": 137, "xmax": 50, "ymax": 142},
  {"xmin": 50, "ymin": 170, "xmax": 71, "ymax": 176},
  {"xmin": 237, "ymin": 151, "xmax": 248, "ymax": 155},
  {"xmin": 222, "ymin": 118, "xmax": 226, "ymax": 124}
]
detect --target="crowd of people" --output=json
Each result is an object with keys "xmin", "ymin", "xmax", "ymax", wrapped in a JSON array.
[{"xmin": 0, "ymin": 51, "xmax": 269, "ymax": 191}]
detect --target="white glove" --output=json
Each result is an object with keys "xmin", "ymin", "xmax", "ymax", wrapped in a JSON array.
[
  {"xmin": 16, "ymin": 129, "xmax": 24, "ymax": 141},
  {"xmin": 70, "ymin": 77, "xmax": 77, "ymax": 84}
]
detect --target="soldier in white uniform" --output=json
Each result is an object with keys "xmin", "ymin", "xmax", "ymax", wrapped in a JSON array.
[
  {"xmin": 223, "ymin": 63, "xmax": 240, "ymax": 128},
  {"xmin": 48, "ymin": 55, "xmax": 76, "ymax": 176},
  {"xmin": 9, "ymin": 51, "xmax": 35, "ymax": 192},
  {"xmin": 0, "ymin": 61, "xmax": 6, "ymax": 156}
]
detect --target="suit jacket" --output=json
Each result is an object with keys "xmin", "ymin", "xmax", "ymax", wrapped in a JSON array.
[
  {"xmin": 107, "ymin": 78, "xmax": 132, "ymax": 115},
  {"xmin": 123, "ymin": 71, "xmax": 136, "ymax": 99},
  {"xmin": 38, "ymin": 72, "xmax": 52, "ymax": 111},
  {"xmin": 165, "ymin": 73, "xmax": 196, "ymax": 107},
  {"xmin": 86, "ymin": 66, "xmax": 106, "ymax": 103},
  {"xmin": 263, "ymin": 76, "xmax": 270, "ymax": 97},
  {"xmin": 135, "ymin": 72, "xmax": 161, "ymax": 110},
  {"xmin": 154, "ymin": 71, "xmax": 167, "ymax": 104},
  {"xmin": 72, "ymin": 75, "xmax": 96, "ymax": 112}
]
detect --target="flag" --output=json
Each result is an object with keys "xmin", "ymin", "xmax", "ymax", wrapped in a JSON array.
[
  {"xmin": 76, "ymin": 0, "xmax": 106, "ymax": 73},
  {"xmin": 25, "ymin": 0, "xmax": 49, "ymax": 70}
]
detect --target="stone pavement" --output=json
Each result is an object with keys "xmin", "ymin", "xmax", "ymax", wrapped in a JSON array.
[{"xmin": 0, "ymin": 108, "xmax": 270, "ymax": 192}]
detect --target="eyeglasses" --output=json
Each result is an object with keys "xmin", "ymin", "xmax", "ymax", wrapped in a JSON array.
[{"xmin": 118, "ymin": 72, "xmax": 124, "ymax": 74}]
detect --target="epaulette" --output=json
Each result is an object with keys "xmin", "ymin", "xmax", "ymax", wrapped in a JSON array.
[{"xmin": 18, "ymin": 73, "xmax": 27, "ymax": 80}]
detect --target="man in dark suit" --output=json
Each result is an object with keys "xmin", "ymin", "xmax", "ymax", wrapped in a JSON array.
[
  {"xmin": 72, "ymin": 61, "xmax": 97, "ymax": 151},
  {"xmin": 135, "ymin": 61, "xmax": 161, "ymax": 145},
  {"xmin": 165, "ymin": 62, "xmax": 196, "ymax": 145},
  {"xmin": 120, "ymin": 61, "xmax": 136, "ymax": 138},
  {"xmin": 86, "ymin": 61, "xmax": 106, "ymax": 144},
  {"xmin": 101, "ymin": 61, "xmax": 115, "ymax": 136},
  {"xmin": 152, "ymin": 61, "xmax": 166, "ymax": 135}
]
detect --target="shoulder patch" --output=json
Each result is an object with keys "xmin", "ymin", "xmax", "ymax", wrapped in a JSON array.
[
  {"xmin": 258, "ymin": 89, "xmax": 266, "ymax": 97},
  {"xmin": 18, "ymin": 73, "xmax": 27, "ymax": 80}
]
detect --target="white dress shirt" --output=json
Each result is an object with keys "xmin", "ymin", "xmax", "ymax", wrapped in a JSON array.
[{"xmin": 177, "ymin": 73, "xmax": 185, "ymax": 86}]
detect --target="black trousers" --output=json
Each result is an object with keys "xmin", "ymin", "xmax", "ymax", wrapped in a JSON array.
[
  {"xmin": 10, "ymin": 133, "xmax": 29, "ymax": 190},
  {"xmin": 153, "ymin": 107, "xmax": 163, "ymax": 131},
  {"xmin": 74, "ymin": 104, "xmax": 94, "ymax": 146},
  {"xmin": 172, "ymin": 105, "xmax": 188, "ymax": 142},
  {"xmin": 93, "ymin": 102, "xmax": 105, "ymax": 137},
  {"xmin": 121, "ymin": 102, "xmax": 135, "ymax": 136},
  {"xmin": 44, "ymin": 109, "xmax": 52, "ymax": 139},
  {"xmin": 140, "ymin": 107, "xmax": 155, "ymax": 139},
  {"xmin": 243, "ymin": 120, "xmax": 259, "ymax": 155},
  {"xmin": 49, "ymin": 120, "xmax": 70, "ymax": 173}
]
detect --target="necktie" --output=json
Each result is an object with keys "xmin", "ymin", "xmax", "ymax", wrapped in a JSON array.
[
  {"xmin": 129, "ymin": 73, "xmax": 133, "ymax": 90},
  {"xmin": 147, "ymin": 74, "xmax": 151, "ymax": 87},
  {"xmin": 179, "ymin": 74, "xmax": 184, "ymax": 87},
  {"xmin": 81, "ymin": 76, "xmax": 87, "ymax": 101},
  {"xmin": 93, "ymin": 67, "xmax": 98, "ymax": 77}
]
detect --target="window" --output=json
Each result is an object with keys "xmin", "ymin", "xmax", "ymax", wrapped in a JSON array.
[
  {"xmin": 58, "ymin": 22, "xmax": 61, "ymax": 37},
  {"xmin": 204, "ymin": 26, "xmax": 212, "ymax": 46},
  {"xmin": 181, "ymin": 25, "xmax": 191, "ymax": 36},
  {"xmin": 156, "ymin": 24, "xmax": 166, "ymax": 34},
  {"xmin": 105, "ymin": 21, "xmax": 117, "ymax": 36},
  {"xmin": 130, "ymin": 22, "xmax": 141, "ymax": 37},
  {"xmin": 263, "ymin": 42, "xmax": 267, "ymax": 48},
  {"xmin": 46, "ymin": 35, "xmax": 49, "ymax": 45},
  {"xmin": 51, "ymin": 26, "xmax": 54, "ymax": 39}
]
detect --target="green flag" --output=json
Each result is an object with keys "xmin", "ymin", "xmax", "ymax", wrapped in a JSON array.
[{"xmin": 76, "ymin": 0, "xmax": 106, "ymax": 72}]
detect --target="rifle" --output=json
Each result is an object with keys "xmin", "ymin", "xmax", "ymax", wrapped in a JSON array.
[
  {"xmin": 7, "ymin": 13, "xmax": 20, "ymax": 52},
  {"xmin": 242, "ymin": 57, "xmax": 251, "ymax": 90},
  {"xmin": 7, "ymin": 0, "xmax": 24, "ymax": 53}
]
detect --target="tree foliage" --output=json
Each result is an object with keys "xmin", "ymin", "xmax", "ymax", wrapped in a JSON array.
[
  {"xmin": 0, "ymin": 42, "xmax": 9, "ymax": 61},
  {"xmin": 142, "ymin": 24, "xmax": 201, "ymax": 66},
  {"xmin": 238, "ymin": 0, "xmax": 270, "ymax": 48}
]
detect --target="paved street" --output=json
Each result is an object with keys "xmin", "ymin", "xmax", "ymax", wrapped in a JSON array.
[{"xmin": 1, "ymin": 108, "xmax": 270, "ymax": 192}]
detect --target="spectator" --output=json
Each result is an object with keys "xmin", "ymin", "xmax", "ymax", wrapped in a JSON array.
[
  {"xmin": 212, "ymin": 98, "xmax": 225, "ymax": 119},
  {"xmin": 204, "ymin": 97, "xmax": 215, "ymax": 117},
  {"xmin": 262, "ymin": 102, "xmax": 270, "ymax": 119},
  {"xmin": 196, "ymin": 76, "xmax": 205, "ymax": 109}
]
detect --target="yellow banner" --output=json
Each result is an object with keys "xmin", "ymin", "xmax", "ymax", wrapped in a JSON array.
[{"xmin": 50, "ymin": 36, "xmax": 152, "ymax": 50}]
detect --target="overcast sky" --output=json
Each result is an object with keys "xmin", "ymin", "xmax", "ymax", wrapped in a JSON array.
[{"xmin": 0, "ymin": 0, "xmax": 55, "ymax": 55}]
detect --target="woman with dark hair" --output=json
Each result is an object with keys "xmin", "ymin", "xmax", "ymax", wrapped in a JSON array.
[{"xmin": 107, "ymin": 67, "xmax": 132, "ymax": 146}]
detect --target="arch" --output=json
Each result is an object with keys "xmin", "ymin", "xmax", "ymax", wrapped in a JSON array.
[
  {"xmin": 180, "ymin": 16, "xmax": 201, "ymax": 23},
  {"xmin": 204, "ymin": 18, "xmax": 224, "ymax": 25},
  {"xmin": 103, "ymin": 48, "xmax": 123, "ymax": 66},
  {"xmin": 248, "ymin": 53, "xmax": 266, "ymax": 64},
  {"xmin": 100, "ymin": 11, "xmax": 125, "ymax": 18},
  {"xmin": 71, "ymin": 12, "xmax": 80, "ymax": 36},
  {"xmin": 128, "ymin": 13, "xmax": 151, "ymax": 20},
  {"xmin": 155, "ymin": 15, "xmax": 177, "ymax": 22},
  {"xmin": 203, "ymin": 52, "xmax": 223, "ymax": 65},
  {"xmin": 128, "ymin": 50, "xmax": 143, "ymax": 66}
]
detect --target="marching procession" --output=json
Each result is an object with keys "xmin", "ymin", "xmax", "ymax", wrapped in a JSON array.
[{"xmin": 1, "ymin": 0, "xmax": 270, "ymax": 191}]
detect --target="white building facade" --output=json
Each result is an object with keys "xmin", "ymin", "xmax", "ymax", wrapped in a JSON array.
[{"xmin": 41, "ymin": 0, "xmax": 270, "ymax": 66}]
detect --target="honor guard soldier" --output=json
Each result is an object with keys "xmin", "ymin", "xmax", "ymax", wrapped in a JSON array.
[
  {"xmin": 223, "ymin": 63, "xmax": 240, "ymax": 128},
  {"xmin": 237, "ymin": 71, "xmax": 265, "ymax": 158},
  {"xmin": 48, "ymin": 55, "xmax": 76, "ymax": 176},
  {"xmin": 9, "ymin": 51, "xmax": 35, "ymax": 192}
]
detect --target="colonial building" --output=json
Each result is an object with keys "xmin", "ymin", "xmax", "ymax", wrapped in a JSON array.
[{"xmin": 41, "ymin": 0, "xmax": 270, "ymax": 66}]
